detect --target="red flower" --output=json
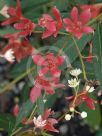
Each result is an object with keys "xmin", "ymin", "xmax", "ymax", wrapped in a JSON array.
[
  {"xmin": 33, "ymin": 109, "xmax": 59, "ymax": 132},
  {"xmin": 42, "ymin": 109, "xmax": 59, "ymax": 132},
  {"xmin": 14, "ymin": 18, "xmax": 36, "ymax": 37},
  {"xmin": 1, "ymin": 0, "xmax": 23, "ymax": 26},
  {"xmin": 2, "ymin": 38, "xmax": 35, "ymax": 62},
  {"xmin": 80, "ymin": 4, "xmax": 102, "ymax": 18},
  {"xmin": 38, "ymin": 7, "xmax": 63, "ymax": 39},
  {"xmin": 80, "ymin": 93, "xmax": 96, "ymax": 110},
  {"xmin": 32, "ymin": 53, "xmax": 65, "ymax": 78},
  {"xmin": 71, "ymin": 91, "xmax": 96, "ymax": 110},
  {"xmin": 30, "ymin": 75, "xmax": 65, "ymax": 103},
  {"xmin": 86, "ymin": 42, "xmax": 93, "ymax": 63},
  {"xmin": 63, "ymin": 7, "xmax": 94, "ymax": 39}
]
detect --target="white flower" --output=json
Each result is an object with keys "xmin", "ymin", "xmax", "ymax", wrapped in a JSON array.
[
  {"xmin": 68, "ymin": 78, "xmax": 80, "ymax": 88},
  {"xmin": 3, "ymin": 49, "xmax": 15, "ymax": 63},
  {"xmin": 81, "ymin": 111, "xmax": 87, "ymax": 118},
  {"xmin": 86, "ymin": 85, "xmax": 95, "ymax": 93},
  {"xmin": 0, "ymin": 5, "xmax": 10, "ymax": 18},
  {"xmin": 70, "ymin": 68, "xmax": 82, "ymax": 77},
  {"xmin": 65, "ymin": 114, "xmax": 71, "ymax": 121},
  {"xmin": 33, "ymin": 115, "xmax": 46, "ymax": 129}
]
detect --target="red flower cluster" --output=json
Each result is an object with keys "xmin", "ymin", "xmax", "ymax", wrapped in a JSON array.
[{"xmin": 1, "ymin": 0, "xmax": 36, "ymax": 37}]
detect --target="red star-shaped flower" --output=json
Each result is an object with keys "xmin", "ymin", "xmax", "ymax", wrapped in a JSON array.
[
  {"xmin": 38, "ymin": 7, "xmax": 63, "ymax": 39},
  {"xmin": 33, "ymin": 109, "xmax": 59, "ymax": 132},
  {"xmin": 14, "ymin": 18, "xmax": 37, "ymax": 37},
  {"xmin": 30, "ymin": 75, "xmax": 65, "ymax": 103},
  {"xmin": 1, "ymin": 0, "xmax": 23, "ymax": 26},
  {"xmin": 63, "ymin": 7, "xmax": 94, "ymax": 39},
  {"xmin": 2, "ymin": 37, "xmax": 34, "ymax": 62},
  {"xmin": 32, "ymin": 53, "xmax": 65, "ymax": 78}
]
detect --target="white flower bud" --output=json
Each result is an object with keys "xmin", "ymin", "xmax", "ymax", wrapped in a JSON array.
[
  {"xmin": 81, "ymin": 111, "xmax": 87, "ymax": 118},
  {"xmin": 86, "ymin": 85, "xmax": 95, "ymax": 93},
  {"xmin": 65, "ymin": 114, "xmax": 71, "ymax": 121},
  {"xmin": 69, "ymin": 107, "xmax": 74, "ymax": 112}
]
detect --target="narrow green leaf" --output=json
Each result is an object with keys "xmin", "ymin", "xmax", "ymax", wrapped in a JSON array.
[{"xmin": 93, "ymin": 23, "xmax": 102, "ymax": 86}]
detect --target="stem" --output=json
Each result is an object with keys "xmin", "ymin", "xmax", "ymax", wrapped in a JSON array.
[
  {"xmin": 0, "ymin": 66, "xmax": 35, "ymax": 95},
  {"xmin": 10, "ymin": 127, "xmax": 22, "ymax": 136},
  {"xmin": 72, "ymin": 37, "xmax": 87, "ymax": 80}
]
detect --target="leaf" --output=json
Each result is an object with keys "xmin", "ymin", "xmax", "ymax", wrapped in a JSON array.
[
  {"xmin": 15, "ymin": 100, "xmax": 34, "ymax": 127},
  {"xmin": 96, "ymin": 129, "xmax": 102, "ymax": 136},
  {"xmin": 0, "ymin": 114, "xmax": 15, "ymax": 134},
  {"xmin": 37, "ymin": 94, "xmax": 44, "ymax": 115},
  {"xmin": 10, "ymin": 57, "xmax": 34, "ymax": 78},
  {"xmin": 93, "ymin": 23, "xmax": 102, "ymax": 87}
]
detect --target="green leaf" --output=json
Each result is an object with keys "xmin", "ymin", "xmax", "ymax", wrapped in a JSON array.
[
  {"xmin": 10, "ymin": 57, "xmax": 34, "ymax": 78},
  {"xmin": 0, "ymin": 114, "xmax": 15, "ymax": 134},
  {"xmin": 93, "ymin": 23, "xmax": 102, "ymax": 87},
  {"xmin": 96, "ymin": 129, "xmax": 102, "ymax": 136},
  {"xmin": 15, "ymin": 100, "xmax": 34, "ymax": 127},
  {"xmin": 37, "ymin": 94, "xmax": 44, "ymax": 115}
]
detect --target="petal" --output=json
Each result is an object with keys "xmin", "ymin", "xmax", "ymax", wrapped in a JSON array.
[
  {"xmin": 46, "ymin": 21, "xmax": 56, "ymax": 32},
  {"xmin": 1, "ymin": 17, "xmax": 17, "ymax": 25},
  {"xmin": 46, "ymin": 52, "xmax": 54, "ymax": 59},
  {"xmin": 71, "ymin": 7, "xmax": 78, "ymax": 22},
  {"xmin": 39, "ymin": 67, "xmax": 49, "ymax": 76},
  {"xmin": 14, "ymin": 23, "xmax": 25, "ymax": 30},
  {"xmin": 44, "ymin": 123, "xmax": 59, "ymax": 133},
  {"xmin": 8, "ymin": 7, "xmax": 16, "ymax": 16},
  {"xmin": 42, "ymin": 29, "xmax": 53, "ymax": 39},
  {"xmin": 82, "ymin": 26, "xmax": 94, "ymax": 34},
  {"xmin": 43, "ymin": 109, "xmax": 51, "ymax": 119},
  {"xmin": 85, "ymin": 98, "xmax": 96, "ymax": 110},
  {"xmin": 63, "ymin": 18, "xmax": 73, "ymax": 26},
  {"xmin": 80, "ymin": 9, "xmax": 91, "ymax": 24},
  {"xmin": 74, "ymin": 31, "xmax": 83, "ymax": 39},
  {"xmin": 51, "ymin": 68, "xmax": 61, "ymax": 78},
  {"xmin": 32, "ymin": 54, "xmax": 45, "ymax": 66},
  {"xmin": 30, "ymin": 86, "xmax": 41, "ymax": 103},
  {"xmin": 55, "ymin": 56, "xmax": 65, "ymax": 66},
  {"xmin": 52, "ymin": 6, "xmax": 61, "ymax": 21},
  {"xmin": 45, "ymin": 88, "xmax": 55, "ymax": 94},
  {"xmin": 19, "ymin": 30, "xmax": 31, "ymax": 36},
  {"xmin": 16, "ymin": 0, "xmax": 22, "ymax": 17}
]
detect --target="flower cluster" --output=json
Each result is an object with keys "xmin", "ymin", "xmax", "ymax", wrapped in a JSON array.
[
  {"xmin": 0, "ymin": 0, "xmax": 97, "ymax": 63},
  {"xmin": 0, "ymin": 0, "xmax": 101, "ymax": 134},
  {"xmin": 65, "ymin": 68, "xmax": 96, "ymax": 121}
]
